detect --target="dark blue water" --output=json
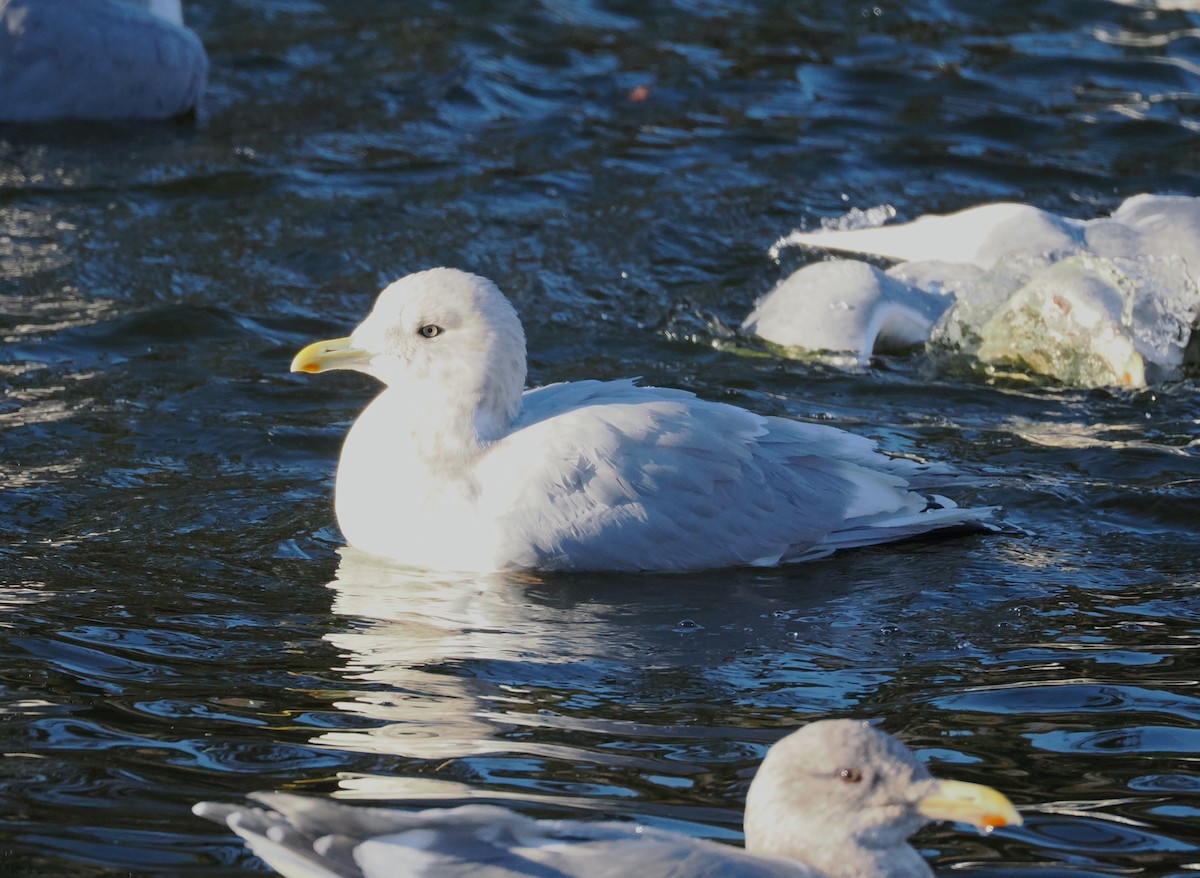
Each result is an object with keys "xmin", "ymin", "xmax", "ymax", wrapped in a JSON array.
[{"xmin": 2, "ymin": 0, "xmax": 1199, "ymax": 875}]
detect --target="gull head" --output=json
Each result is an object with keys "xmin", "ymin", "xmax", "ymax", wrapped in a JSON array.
[
  {"xmin": 292, "ymin": 268, "xmax": 528, "ymax": 439},
  {"xmin": 743, "ymin": 719, "xmax": 1021, "ymax": 875}
]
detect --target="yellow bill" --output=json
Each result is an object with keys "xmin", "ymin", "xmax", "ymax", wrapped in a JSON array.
[
  {"xmin": 291, "ymin": 337, "xmax": 369, "ymax": 374},
  {"xmin": 917, "ymin": 779, "xmax": 1023, "ymax": 830}
]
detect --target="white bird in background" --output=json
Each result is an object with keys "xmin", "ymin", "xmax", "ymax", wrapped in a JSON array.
[
  {"xmin": 0, "ymin": 0, "xmax": 207, "ymax": 122},
  {"xmin": 752, "ymin": 195, "xmax": 1200, "ymax": 387},
  {"xmin": 194, "ymin": 719, "xmax": 1023, "ymax": 878},
  {"xmin": 291, "ymin": 268, "xmax": 994, "ymax": 573},
  {"xmin": 742, "ymin": 260, "xmax": 953, "ymax": 366}
]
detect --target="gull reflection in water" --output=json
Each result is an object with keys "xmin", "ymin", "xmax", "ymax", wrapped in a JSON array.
[
  {"xmin": 308, "ymin": 547, "xmax": 863, "ymax": 804},
  {"xmin": 307, "ymin": 544, "xmax": 1043, "ymax": 811},
  {"xmin": 316, "ymin": 548, "xmax": 582, "ymax": 764},
  {"xmin": 316, "ymin": 548, "xmax": 692, "ymax": 804}
]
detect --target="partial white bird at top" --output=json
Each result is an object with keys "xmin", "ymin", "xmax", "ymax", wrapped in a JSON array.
[
  {"xmin": 193, "ymin": 718, "xmax": 1024, "ymax": 878},
  {"xmin": 0, "ymin": 0, "xmax": 207, "ymax": 122},
  {"xmin": 749, "ymin": 194, "xmax": 1200, "ymax": 388},
  {"xmin": 290, "ymin": 268, "xmax": 996, "ymax": 573}
]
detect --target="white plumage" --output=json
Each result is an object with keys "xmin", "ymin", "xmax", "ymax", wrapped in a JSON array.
[
  {"xmin": 742, "ymin": 260, "xmax": 953, "ymax": 364},
  {"xmin": 292, "ymin": 268, "xmax": 994, "ymax": 573},
  {"xmin": 752, "ymin": 195, "xmax": 1200, "ymax": 386},
  {"xmin": 0, "ymin": 0, "xmax": 206, "ymax": 122},
  {"xmin": 194, "ymin": 720, "xmax": 1022, "ymax": 878},
  {"xmin": 771, "ymin": 194, "xmax": 1200, "ymax": 271}
]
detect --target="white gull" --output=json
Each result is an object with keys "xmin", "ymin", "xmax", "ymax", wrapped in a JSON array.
[
  {"xmin": 751, "ymin": 195, "xmax": 1200, "ymax": 387},
  {"xmin": 742, "ymin": 260, "xmax": 953, "ymax": 366},
  {"xmin": 290, "ymin": 268, "xmax": 995, "ymax": 573},
  {"xmin": 194, "ymin": 719, "xmax": 1023, "ymax": 878},
  {"xmin": 0, "ymin": 0, "xmax": 206, "ymax": 122}
]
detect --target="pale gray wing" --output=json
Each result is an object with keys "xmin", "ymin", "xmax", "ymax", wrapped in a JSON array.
[
  {"xmin": 771, "ymin": 202, "xmax": 1083, "ymax": 268},
  {"xmin": 0, "ymin": 0, "xmax": 207, "ymax": 122},
  {"xmin": 481, "ymin": 380, "xmax": 993, "ymax": 572},
  {"xmin": 195, "ymin": 795, "xmax": 816, "ymax": 878}
]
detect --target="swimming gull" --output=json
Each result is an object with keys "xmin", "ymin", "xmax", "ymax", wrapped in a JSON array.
[
  {"xmin": 290, "ymin": 268, "xmax": 995, "ymax": 572},
  {"xmin": 742, "ymin": 260, "xmax": 953, "ymax": 365},
  {"xmin": 0, "ymin": 0, "xmax": 207, "ymax": 122},
  {"xmin": 754, "ymin": 195, "xmax": 1200, "ymax": 386},
  {"xmin": 740, "ymin": 255, "xmax": 1177, "ymax": 386},
  {"xmin": 194, "ymin": 719, "xmax": 1022, "ymax": 878}
]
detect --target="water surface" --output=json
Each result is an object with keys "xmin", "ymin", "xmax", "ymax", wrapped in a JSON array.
[{"xmin": 2, "ymin": 1, "xmax": 1199, "ymax": 875}]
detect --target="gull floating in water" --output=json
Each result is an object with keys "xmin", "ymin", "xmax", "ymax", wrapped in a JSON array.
[
  {"xmin": 290, "ymin": 268, "xmax": 995, "ymax": 572},
  {"xmin": 194, "ymin": 719, "xmax": 1023, "ymax": 878},
  {"xmin": 0, "ymin": 0, "xmax": 207, "ymax": 122},
  {"xmin": 742, "ymin": 260, "xmax": 953, "ymax": 366},
  {"xmin": 751, "ymin": 195, "xmax": 1200, "ymax": 387}
]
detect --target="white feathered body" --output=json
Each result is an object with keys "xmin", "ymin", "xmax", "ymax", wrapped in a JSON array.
[
  {"xmin": 197, "ymin": 796, "xmax": 817, "ymax": 878},
  {"xmin": 336, "ymin": 377, "xmax": 988, "ymax": 573},
  {"xmin": 0, "ymin": 0, "xmax": 207, "ymax": 122}
]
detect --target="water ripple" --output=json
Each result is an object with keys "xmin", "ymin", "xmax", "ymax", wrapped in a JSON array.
[{"xmin": 4, "ymin": 0, "xmax": 1200, "ymax": 875}]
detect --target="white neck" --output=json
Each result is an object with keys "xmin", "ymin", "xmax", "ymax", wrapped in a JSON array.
[
  {"xmin": 371, "ymin": 380, "xmax": 500, "ymax": 477},
  {"xmin": 743, "ymin": 776, "xmax": 933, "ymax": 878}
]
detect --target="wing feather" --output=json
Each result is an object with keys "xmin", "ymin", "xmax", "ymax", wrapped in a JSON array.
[
  {"xmin": 197, "ymin": 795, "xmax": 813, "ymax": 878},
  {"xmin": 475, "ymin": 380, "xmax": 986, "ymax": 572}
]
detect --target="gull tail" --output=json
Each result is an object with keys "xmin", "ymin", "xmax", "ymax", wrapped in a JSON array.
[{"xmin": 816, "ymin": 496, "xmax": 1004, "ymax": 561}]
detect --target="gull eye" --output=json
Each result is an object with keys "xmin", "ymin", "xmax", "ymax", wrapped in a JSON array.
[
  {"xmin": 418, "ymin": 324, "xmax": 442, "ymax": 339},
  {"xmin": 838, "ymin": 767, "xmax": 864, "ymax": 784}
]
